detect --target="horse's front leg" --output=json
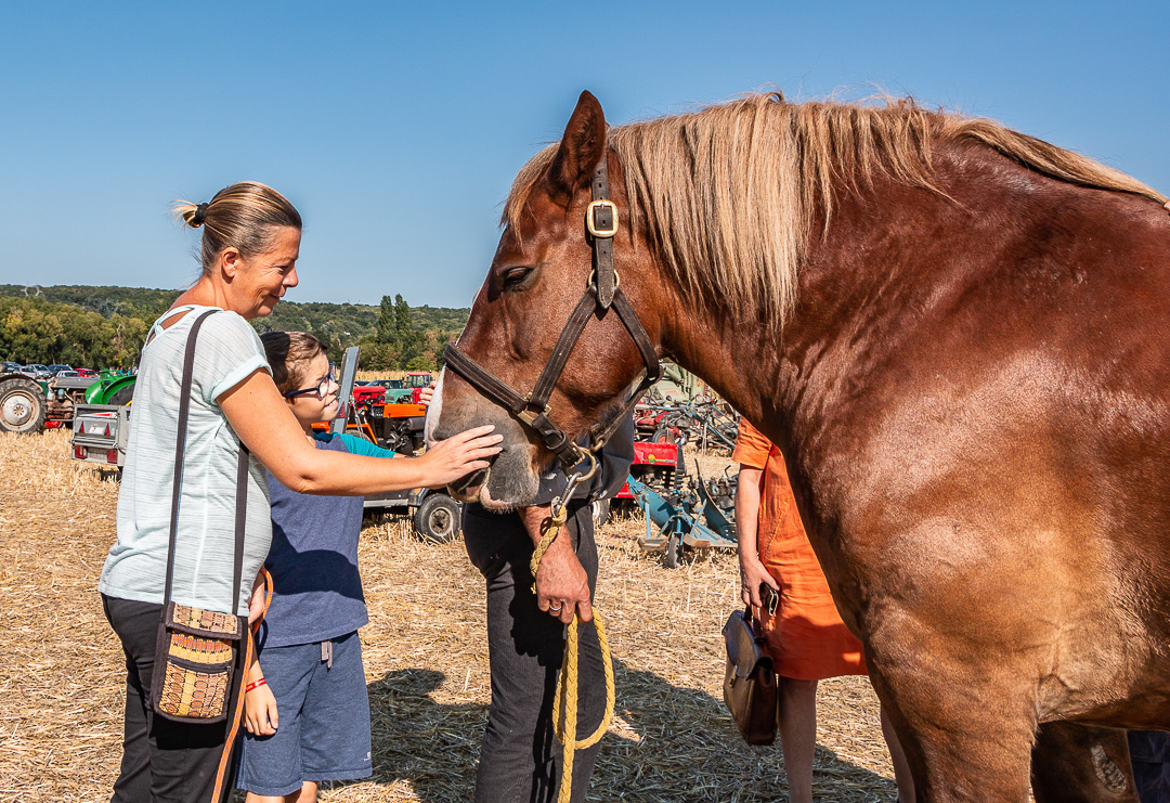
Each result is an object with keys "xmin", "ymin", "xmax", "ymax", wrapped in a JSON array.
[
  {"xmin": 1030, "ymin": 721, "xmax": 1137, "ymax": 802},
  {"xmin": 865, "ymin": 618, "xmax": 1041, "ymax": 801}
]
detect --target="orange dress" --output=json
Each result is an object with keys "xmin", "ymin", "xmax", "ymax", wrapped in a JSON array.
[{"xmin": 732, "ymin": 419, "xmax": 866, "ymax": 681}]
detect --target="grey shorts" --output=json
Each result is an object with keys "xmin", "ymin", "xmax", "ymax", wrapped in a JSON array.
[{"xmin": 236, "ymin": 632, "xmax": 372, "ymax": 796}]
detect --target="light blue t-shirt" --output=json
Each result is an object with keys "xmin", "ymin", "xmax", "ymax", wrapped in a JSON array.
[{"xmin": 99, "ymin": 305, "xmax": 274, "ymax": 616}]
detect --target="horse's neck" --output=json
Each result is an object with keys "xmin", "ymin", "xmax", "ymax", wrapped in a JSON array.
[{"xmin": 661, "ymin": 143, "xmax": 1022, "ymax": 455}]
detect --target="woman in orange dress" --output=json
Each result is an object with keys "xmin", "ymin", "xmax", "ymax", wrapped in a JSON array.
[{"xmin": 734, "ymin": 418, "xmax": 913, "ymax": 803}]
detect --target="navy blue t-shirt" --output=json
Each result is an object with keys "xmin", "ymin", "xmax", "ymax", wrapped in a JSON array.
[{"xmin": 260, "ymin": 433, "xmax": 394, "ymax": 648}]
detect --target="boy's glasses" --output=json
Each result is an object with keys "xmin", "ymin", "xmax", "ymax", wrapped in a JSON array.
[{"xmin": 283, "ymin": 364, "xmax": 337, "ymax": 400}]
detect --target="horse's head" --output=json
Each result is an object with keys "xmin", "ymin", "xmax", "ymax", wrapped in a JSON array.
[{"xmin": 431, "ymin": 91, "xmax": 663, "ymax": 510}]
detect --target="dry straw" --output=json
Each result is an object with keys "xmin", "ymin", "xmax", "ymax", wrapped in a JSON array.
[{"xmin": 0, "ymin": 431, "xmax": 898, "ymax": 802}]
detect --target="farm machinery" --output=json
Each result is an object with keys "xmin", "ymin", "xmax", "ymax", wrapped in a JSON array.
[
  {"xmin": 616, "ymin": 442, "xmax": 740, "ymax": 567},
  {"xmin": 627, "ymin": 362, "xmax": 741, "ymax": 453},
  {"xmin": 0, "ymin": 369, "xmax": 132, "ymax": 434},
  {"xmin": 67, "ymin": 347, "xmax": 457, "ymax": 542},
  {"xmin": 632, "ymin": 398, "xmax": 741, "ymax": 454},
  {"xmin": 313, "ymin": 349, "xmax": 458, "ymax": 541},
  {"xmin": 382, "ymin": 372, "xmax": 433, "ymax": 403},
  {"xmin": 0, "ymin": 371, "xmax": 55, "ymax": 433},
  {"xmin": 606, "ymin": 421, "xmax": 741, "ymax": 567}
]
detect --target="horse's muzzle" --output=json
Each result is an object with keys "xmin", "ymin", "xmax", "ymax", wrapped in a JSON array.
[{"xmin": 447, "ymin": 468, "xmax": 488, "ymax": 503}]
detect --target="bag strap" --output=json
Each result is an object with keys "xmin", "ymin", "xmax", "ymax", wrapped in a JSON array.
[{"xmin": 162, "ymin": 309, "xmax": 249, "ymax": 613}]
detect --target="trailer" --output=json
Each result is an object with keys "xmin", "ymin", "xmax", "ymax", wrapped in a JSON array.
[{"xmin": 70, "ymin": 404, "xmax": 131, "ymax": 467}]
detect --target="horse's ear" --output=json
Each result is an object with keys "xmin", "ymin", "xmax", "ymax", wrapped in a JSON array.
[{"xmin": 545, "ymin": 90, "xmax": 607, "ymax": 207}]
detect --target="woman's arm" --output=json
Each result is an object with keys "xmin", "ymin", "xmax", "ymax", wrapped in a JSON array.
[
  {"xmin": 735, "ymin": 464, "xmax": 778, "ymax": 611},
  {"xmin": 219, "ymin": 369, "xmax": 500, "ymax": 495}
]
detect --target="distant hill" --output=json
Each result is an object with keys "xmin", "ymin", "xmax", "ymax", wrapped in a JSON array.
[
  {"xmin": 0, "ymin": 284, "xmax": 180, "ymax": 322},
  {"xmin": 0, "ymin": 284, "xmax": 470, "ymax": 370}
]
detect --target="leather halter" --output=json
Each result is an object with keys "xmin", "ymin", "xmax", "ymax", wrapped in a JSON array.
[{"xmin": 443, "ymin": 156, "xmax": 663, "ymax": 470}]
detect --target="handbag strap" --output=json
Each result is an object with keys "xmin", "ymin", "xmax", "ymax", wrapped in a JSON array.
[{"xmin": 162, "ymin": 309, "xmax": 250, "ymax": 612}]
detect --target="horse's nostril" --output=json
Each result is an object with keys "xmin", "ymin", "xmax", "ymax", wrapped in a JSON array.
[{"xmin": 449, "ymin": 467, "xmax": 488, "ymax": 497}]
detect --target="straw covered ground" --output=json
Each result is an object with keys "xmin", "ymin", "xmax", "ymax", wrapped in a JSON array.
[{"xmin": 0, "ymin": 431, "xmax": 899, "ymax": 802}]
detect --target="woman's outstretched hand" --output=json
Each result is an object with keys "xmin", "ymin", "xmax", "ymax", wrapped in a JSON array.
[{"xmin": 419, "ymin": 424, "xmax": 502, "ymax": 486}]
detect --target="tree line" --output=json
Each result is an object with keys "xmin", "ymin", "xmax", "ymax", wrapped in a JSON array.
[{"xmin": 0, "ymin": 285, "xmax": 468, "ymax": 372}]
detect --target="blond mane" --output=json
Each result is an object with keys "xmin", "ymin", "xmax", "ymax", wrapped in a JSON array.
[{"xmin": 504, "ymin": 92, "xmax": 1166, "ymax": 322}]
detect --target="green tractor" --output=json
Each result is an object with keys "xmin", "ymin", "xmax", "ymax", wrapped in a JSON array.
[
  {"xmin": 84, "ymin": 370, "xmax": 137, "ymax": 406},
  {"xmin": 0, "ymin": 368, "xmax": 135, "ymax": 434},
  {"xmin": 384, "ymin": 371, "xmax": 433, "ymax": 403}
]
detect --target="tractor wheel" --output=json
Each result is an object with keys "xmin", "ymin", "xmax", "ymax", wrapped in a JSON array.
[
  {"xmin": 414, "ymin": 494, "xmax": 461, "ymax": 544},
  {"xmin": 108, "ymin": 385, "xmax": 135, "ymax": 406},
  {"xmin": 663, "ymin": 533, "xmax": 681, "ymax": 568},
  {"xmin": 379, "ymin": 429, "xmax": 407, "ymax": 453},
  {"xmin": 0, "ymin": 377, "xmax": 47, "ymax": 433}
]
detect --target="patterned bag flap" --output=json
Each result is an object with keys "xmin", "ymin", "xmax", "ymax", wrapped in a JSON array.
[{"xmin": 164, "ymin": 601, "xmax": 242, "ymax": 640}]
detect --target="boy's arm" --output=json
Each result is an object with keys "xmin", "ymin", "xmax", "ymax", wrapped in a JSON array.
[
  {"xmin": 337, "ymin": 432, "xmax": 396, "ymax": 459},
  {"xmin": 243, "ymin": 633, "xmax": 278, "ymax": 736}
]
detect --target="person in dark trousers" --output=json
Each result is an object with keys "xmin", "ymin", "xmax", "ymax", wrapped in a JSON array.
[
  {"xmin": 462, "ymin": 417, "xmax": 634, "ymax": 803},
  {"xmin": 1129, "ymin": 730, "xmax": 1170, "ymax": 802}
]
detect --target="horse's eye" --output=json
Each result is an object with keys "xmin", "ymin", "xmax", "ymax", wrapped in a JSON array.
[{"xmin": 500, "ymin": 266, "xmax": 535, "ymax": 291}]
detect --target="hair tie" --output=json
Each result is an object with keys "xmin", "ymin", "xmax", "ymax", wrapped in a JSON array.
[{"xmin": 192, "ymin": 202, "xmax": 209, "ymax": 225}]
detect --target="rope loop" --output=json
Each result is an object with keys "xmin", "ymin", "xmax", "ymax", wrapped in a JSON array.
[{"xmin": 528, "ymin": 508, "xmax": 616, "ymax": 803}]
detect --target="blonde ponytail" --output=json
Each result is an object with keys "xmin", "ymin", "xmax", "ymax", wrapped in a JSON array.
[{"xmin": 171, "ymin": 181, "xmax": 301, "ymax": 274}]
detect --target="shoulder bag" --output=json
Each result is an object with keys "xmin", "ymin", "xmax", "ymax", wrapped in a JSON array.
[
  {"xmin": 150, "ymin": 309, "xmax": 250, "ymax": 723},
  {"xmin": 722, "ymin": 606, "xmax": 778, "ymax": 745}
]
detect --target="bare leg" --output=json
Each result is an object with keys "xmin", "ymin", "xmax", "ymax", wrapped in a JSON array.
[
  {"xmin": 778, "ymin": 677, "xmax": 818, "ymax": 803},
  {"xmin": 880, "ymin": 705, "xmax": 916, "ymax": 803},
  {"xmin": 246, "ymin": 781, "xmax": 319, "ymax": 803}
]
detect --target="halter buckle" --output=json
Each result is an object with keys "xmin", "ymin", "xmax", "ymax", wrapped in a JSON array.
[
  {"xmin": 585, "ymin": 200, "xmax": 619, "ymax": 239},
  {"xmin": 516, "ymin": 397, "xmax": 551, "ymax": 427},
  {"xmin": 586, "ymin": 268, "xmax": 620, "ymax": 291}
]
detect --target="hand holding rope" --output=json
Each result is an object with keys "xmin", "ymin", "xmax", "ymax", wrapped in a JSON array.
[{"xmin": 529, "ymin": 467, "xmax": 615, "ymax": 803}]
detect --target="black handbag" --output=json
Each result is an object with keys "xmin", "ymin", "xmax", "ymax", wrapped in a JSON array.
[{"xmin": 722, "ymin": 607, "xmax": 778, "ymax": 745}]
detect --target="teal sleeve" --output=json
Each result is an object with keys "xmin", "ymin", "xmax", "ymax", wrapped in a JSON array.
[{"xmin": 338, "ymin": 432, "xmax": 396, "ymax": 458}]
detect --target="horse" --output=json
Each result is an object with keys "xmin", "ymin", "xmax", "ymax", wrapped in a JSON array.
[{"xmin": 431, "ymin": 89, "xmax": 1170, "ymax": 801}]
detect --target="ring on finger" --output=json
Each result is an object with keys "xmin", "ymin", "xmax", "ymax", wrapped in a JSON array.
[{"xmin": 549, "ymin": 602, "xmax": 563, "ymax": 612}]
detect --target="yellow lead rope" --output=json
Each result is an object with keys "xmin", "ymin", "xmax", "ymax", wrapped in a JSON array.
[{"xmin": 529, "ymin": 509, "xmax": 616, "ymax": 803}]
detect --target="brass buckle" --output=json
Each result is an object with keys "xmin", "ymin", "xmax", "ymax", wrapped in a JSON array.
[
  {"xmin": 585, "ymin": 200, "xmax": 619, "ymax": 239},
  {"xmin": 517, "ymin": 397, "xmax": 550, "ymax": 427},
  {"xmin": 586, "ymin": 268, "xmax": 620, "ymax": 290}
]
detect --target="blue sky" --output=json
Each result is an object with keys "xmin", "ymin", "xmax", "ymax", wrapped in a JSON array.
[{"xmin": 1, "ymin": 1, "xmax": 1166, "ymax": 307}]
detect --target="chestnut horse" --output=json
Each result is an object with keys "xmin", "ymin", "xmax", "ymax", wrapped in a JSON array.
[{"xmin": 433, "ymin": 90, "xmax": 1170, "ymax": 800}]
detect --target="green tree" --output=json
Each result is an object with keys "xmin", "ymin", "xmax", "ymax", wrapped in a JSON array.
[
  {"xmin": 376, "ymin": 295, "xmax": 399, "ymax": 345},
  {"xmin": 358, "ymin": 339, "xmax": 402, "ymax": 371},
  {"xmin": 2, "ymin": 303, "xmax": 65, "ymax": 363},
  {"xmin": 393, "ymin": 294, "xmax": 412, "ymax": 341}
]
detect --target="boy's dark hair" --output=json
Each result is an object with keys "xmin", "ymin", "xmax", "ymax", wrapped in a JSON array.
[{"xmin": 260, "ymin": 331, "xmax": 327, "ymax": 394}]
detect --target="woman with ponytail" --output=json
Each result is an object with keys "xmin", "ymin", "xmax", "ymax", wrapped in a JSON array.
[{"xmin": 98, "ymin": 181, "xmax": 500, "ymax": 802}]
